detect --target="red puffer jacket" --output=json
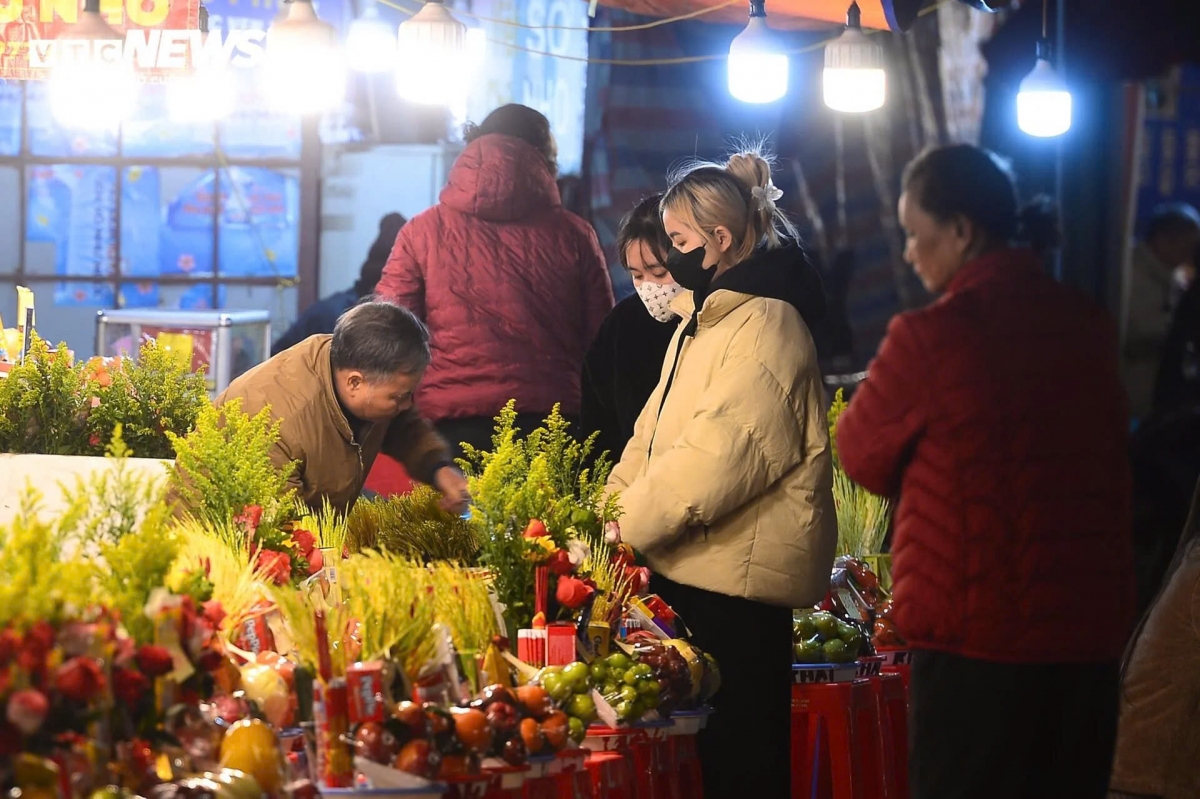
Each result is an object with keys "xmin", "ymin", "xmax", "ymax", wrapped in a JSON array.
[
  {"xmin": 837, "ymin": 249, "xmax": 1135, "ymax": 664},
  {"xmin": 377, "ymin": 134, "xmax": 613, "ymax": 422}
]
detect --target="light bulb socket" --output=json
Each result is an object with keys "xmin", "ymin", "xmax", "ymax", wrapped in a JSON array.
[
  {"xmin": 1035, "ymin": 37, "xmax": 1053, "ymax": 63},
  {"xmin": 398, "ymin": 0, "xmax": 467, "ymax": 49},
  {"xmin": 846, "ymin": 1, "xmax": 862, "ymax": 30},
  {"xmin": 748, "ymin": 0, "xmax": 766, "ymax": 19},
  {"xmin": 825, "ymin": 25, "xmax": 883, "ymax": 70}
]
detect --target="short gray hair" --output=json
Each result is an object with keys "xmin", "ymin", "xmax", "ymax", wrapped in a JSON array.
[{"xmin": 330, "ymin": 301, "xmax": 431, "ymax": 379}]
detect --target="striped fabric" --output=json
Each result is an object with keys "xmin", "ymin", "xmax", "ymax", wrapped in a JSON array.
[{"xmin": 583, "ymin": 7, "xmax": 940, "ymax": 359}]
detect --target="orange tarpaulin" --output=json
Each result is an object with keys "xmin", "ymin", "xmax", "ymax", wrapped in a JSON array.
[{"xmin": 593, "ymin": 0, "xmax": 920, "ymax": 31}]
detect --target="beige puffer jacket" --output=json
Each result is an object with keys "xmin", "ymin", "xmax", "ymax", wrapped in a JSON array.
[{"xmin": 606, "ymin": 244, "xmax": 837, "ymax": 608}]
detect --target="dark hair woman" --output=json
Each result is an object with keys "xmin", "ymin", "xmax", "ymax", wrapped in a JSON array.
[
  {"xmin": 836, "ymin": 143, "xmax": 1134, "ymax": 799},
  {"xmin": 580, "ymin": 194, "xmax": 681, "ymax": 461}
]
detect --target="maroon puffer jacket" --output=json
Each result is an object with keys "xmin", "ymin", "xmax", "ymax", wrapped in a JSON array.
[
  {"xmin": 837, "ymin": 249, "xmax": 1135, "ymax": 664},
  {"xmin": 377, "ymin": 134, "xmax": 613, "ymax": 422}
]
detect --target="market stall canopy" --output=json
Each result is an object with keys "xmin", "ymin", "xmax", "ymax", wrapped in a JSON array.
[{"xmin": 592, "ymin": 0, "xmax": 925, "ymax": 31}]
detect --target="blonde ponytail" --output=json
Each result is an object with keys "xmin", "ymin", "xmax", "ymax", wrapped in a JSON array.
[
  {"xmin": 662, "ymin": 145, "xmax": 797, "ymax": 266},
  {"xmin": 723, "ymin": 150, "xmax": 796, "ymax": 255}
]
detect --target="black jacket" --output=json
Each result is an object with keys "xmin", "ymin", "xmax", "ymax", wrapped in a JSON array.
[{"xmin": 580, "ymin": 295, "xmax": 680, "ymax": 462}]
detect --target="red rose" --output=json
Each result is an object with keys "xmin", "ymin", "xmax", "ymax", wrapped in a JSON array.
[
  {"xmin": 187, "ymin": 616, "xmax": 215, "ymax": 659},
  {"xmin": 258, "ymin": 550, "xmax": 293, "ymax": 585},
  {"xmin": 5, "ymin": 689, "xmax": 48, "ymax": 736},
  {"xmin": 194, "ymin": 648, "xmax": 225, "ymax": 673},
  {"xmin": 555, "ymin": 577, "xmax": 594, "ymax": 610},
  {"xmin": 547, "ymin": 549, "xmax": 573, "ymax": 576},
  {"xmin": 112, "ymin": 667, "xmax": 150, "ymax": 707},
  {"xmin": 291, "ymin": 528, "xmax": 316, "ymax": 556},
  {"xmin": 135, "ymin": 645, "xmax": 174, "ymax": 678},
  {"xmin": 26, "ymin": 621, "xmax": 56, "ymax": 654},
  {"xmin": 235, "ymin": 505, "xmax": 264, "ymax": 534},
  {"xmin": 202, "ymin": 600, "xmax": 227, "ymax": 629},
  {"xmin": 54, "ymin": 657, "xmax": 106, "ymax": 703},
  {"xmin": 0, "ymin": 629, "xmax": 20, "ymax": 667},
  {"xmin": 17, "ymin": 621, "xmax": 57, "ymax": 675},
  {"xmin": 306, "ymin": 547, "xmax": 324, "ymax": 576},
  {"xmin": 523, "ymin": 519, "xmax": 549, "ymax": 539},
  {"xmin": 624, "ymin": 566, "xmax": 651, "ymax": 596}
]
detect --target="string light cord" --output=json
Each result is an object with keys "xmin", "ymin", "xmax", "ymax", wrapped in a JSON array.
[
  {"xmin": 463, "ymin": 0, "xmax": 744, "ymax": 33},
  {"xmin": 376, "ymin": 0, "xmax": 947, "ymax": 67}
]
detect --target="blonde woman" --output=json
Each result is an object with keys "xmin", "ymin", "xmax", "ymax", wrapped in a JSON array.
[{"xmin": 605, "ymin": 150, "xmax": 836, "ymax": 799}]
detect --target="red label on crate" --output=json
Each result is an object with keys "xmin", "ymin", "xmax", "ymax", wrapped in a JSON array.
[
  {"xmin": 234, "ymin": 615, "xmax": 275, "ymax": 654},
  {"xmin": 347, "ymin": 662, "xmax": 386, "ymax": 725},
  {"xmin": 314, "ymin": 680, "xmax": 353, "ymax": 788}
]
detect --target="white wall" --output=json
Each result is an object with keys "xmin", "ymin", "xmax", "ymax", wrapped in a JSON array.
[{"xmin": 318, "ymin": 143, "xmax": 462, "ymax": 298}]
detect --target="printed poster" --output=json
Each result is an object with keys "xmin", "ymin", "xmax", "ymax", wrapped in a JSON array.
[{"xmin": 26, "ymin": 164, "xmax": 118, "ymax": 306}]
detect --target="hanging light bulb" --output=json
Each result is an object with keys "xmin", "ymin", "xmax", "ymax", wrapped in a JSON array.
[
  {"xmin": 263, "ymin": 0, "xmax": 346, "ymax": 115},
  {"xmin": 345, "ymin": 0, "xmax": 396, "ymax": 73},
  {"xmin": 728, "ymin": 0, "xmax": 788, "ymax": 104},
  {"xmin": 167, "ymin": 5, "xmax": 235, "ymax": 123},
  {"xmin": 823, "ymin": 2, "xmax": 885, "ymax": 113},
  {"xmin": 48, "ymin": 0, "xmax": 139, "ymax": 130},
  {"xmin": 395, "ymin": 0, "xmax": 469, "ymax": 106},
  {"xmin": 1017, "ymin": 38, "xmax": 1071, "ymax": 138}
]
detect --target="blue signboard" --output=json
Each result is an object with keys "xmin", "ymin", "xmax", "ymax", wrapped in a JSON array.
[
  {"xmin": 26, "ymin": 164, "xmax": 118, "ymax": 306},
  {"xmin": 0, "ymin": 81, "xmax": 19, "ymax": 156}
]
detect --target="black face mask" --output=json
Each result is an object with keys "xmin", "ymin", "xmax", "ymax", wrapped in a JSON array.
[{"xmin": 665, "ymin": 246, "xmax": 716, "ymax": 292}]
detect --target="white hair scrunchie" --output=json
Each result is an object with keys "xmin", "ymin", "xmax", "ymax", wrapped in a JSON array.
[{"xmin": 751, "ymin": 183, "xmax": 785, "ymax": 214}]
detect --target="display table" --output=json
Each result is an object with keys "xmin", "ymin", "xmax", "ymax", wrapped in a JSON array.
[{"xmin": 0, "ymin": 453, "xmax": 170, "ymax": 528}]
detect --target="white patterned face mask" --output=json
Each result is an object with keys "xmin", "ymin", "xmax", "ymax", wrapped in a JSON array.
[{"xmin": 635, "ymin": 281, "xmax": 686, "ymax": 323}]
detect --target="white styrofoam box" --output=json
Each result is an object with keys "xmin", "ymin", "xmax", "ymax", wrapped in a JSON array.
[
  {"xmin": 0, "ymin": 453, "xmax": 170, "ymax": 533},
  {"xmin": 319, "ymin": 143, "xmax": 462, "ymax": 299}
]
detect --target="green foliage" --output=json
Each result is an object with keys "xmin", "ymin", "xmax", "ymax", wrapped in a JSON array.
[
  {"xmin": 346, "ymin": 486, "xmax": 480, "ymax": 563},
  {"xmin": 826, "ymin": 389, "xmax": 892, "ymax": 557},
  {"xmin": 0, "ymin": 493, "xmax": 96, "ymax": 630},
  {"xmin": 51, "ymin": 427, "xmax": 180, "ymax": 643},
  {"xmin": 827, "ymin": 387, "xmax": 848, "ymax": 468},
  {"xmin": 167, "ymin": 398, "xmax": 296, "ymax": 530},
  {"xmin": 0, "ymin": 334, "xmax": 208, "ymax": 457},
  {"xmin": 56, "ymin": 426, "xmax": 168, "ymax": 545},
  {"xmin": 86, "ymin": 340, "xmax": 209, "ymax": 459},
  {"xmin": 0, "ymin": 334, "xmax": 91, "ymax": 455},
  {"xmin": 459, "ymin": 401, "xmax": 622, "ymax": 630}
]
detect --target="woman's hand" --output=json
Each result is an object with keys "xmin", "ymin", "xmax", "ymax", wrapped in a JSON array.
[{"xmin": 604, "ymin": 521, "xmax": 621, "ymax": 544}]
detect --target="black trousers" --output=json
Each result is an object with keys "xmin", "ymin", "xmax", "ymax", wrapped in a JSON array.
[
  {"xmin": 651, "ymin": 574, "xmax": 792, "ymax": 799},
  {"xmin": 909, "ymin": 650, "xmax": 1119, "ymax": 799}
]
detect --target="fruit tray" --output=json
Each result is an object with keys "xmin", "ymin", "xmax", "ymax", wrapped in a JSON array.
[
  {"xmin": 580, "ymin": 724, "xmax": 636, "ymax": 752},
  {"xmin": 877, "ymin": 649, "xmax": 912, "ymax": 666},
  {"xmin": 524, "ymin": 753, "xmax": 562, "ymax": 778},
  {"xmin": 856, "ymin": 655, "xmax": 885, "ymax": 678},
  {"xmin": 323, "ymin": 787, "xmax": 447, "ymax": 799},
  {"xmin": 667, "ymin": 708, "xmax": 713, "ymax": 736},
  {"xmin": 792, "ymin": 663, "xmax": 858, "ymax": 684},
  {"xmin": 479, "ymin": 761, "xmax": 530, "ymax": 790}
]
